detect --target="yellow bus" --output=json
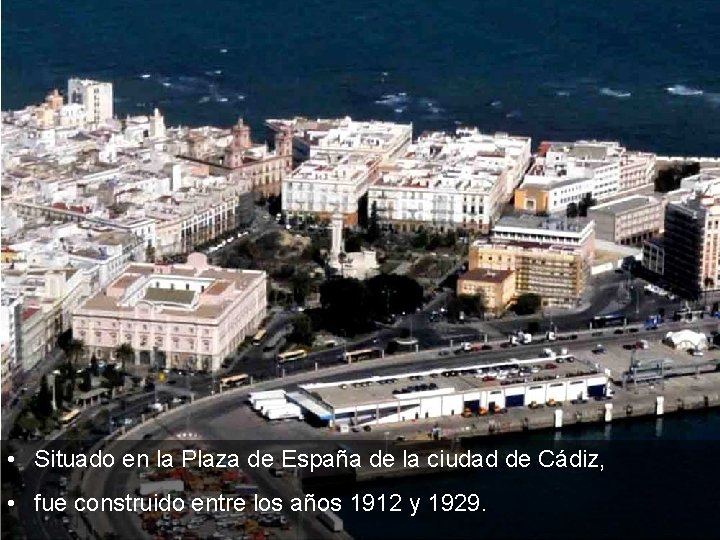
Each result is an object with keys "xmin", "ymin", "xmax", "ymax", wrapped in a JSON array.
[
  {"xmin": 277, "ymin": 349, "xmax": 308, "ymax": 363},
  {"xmin": 60, "ymin": 408, "xmax": 81, "ymax": 426},
  {"xmin": 219, "ymin": 373, "xmax": 249, "ymax": 389},
  {"xmin": 343, "ymin": 348, "xmax": 382, "ymax": 363},
  {"xmin": 252, "ymin": 329, "xmax": 267, "ymax": 346}
]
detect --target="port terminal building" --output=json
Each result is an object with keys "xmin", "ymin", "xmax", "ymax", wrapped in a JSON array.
[{"xmin": 285, "ymin": 356, "xmax": 610, "ymax": 427}]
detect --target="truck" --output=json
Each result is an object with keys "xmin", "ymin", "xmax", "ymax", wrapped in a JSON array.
[
  {"xmin": 519, "ymin": 332, "xmax": 532, "ymax": 344},
  {"xmin": 645, "ymin": 314, "xmax": 663, "ymax": 330},
  {"xmin": 546, "ymin": 331, "xmax": 557, "ymax": 342},
  {"xmin": 264, "ymin": 404, "xmax": 304, "ymax": 421},
  {"xmin": 542, "ymin": 348, "xmax": 556, "ymax": 358},
  {"xmin": 248, "ymin": 390, "xmax": 286, "ymax": 407},
  {"xmin": 318, "ymin": 510, "xmax": 344, "ymax": 532},
  {"xmin": 459, "ymin": 342, "xmax": 472, "ymax": 352},
  {"xmin": 253, "ymin": 398, "xmax": 289, "ymax": 412}
]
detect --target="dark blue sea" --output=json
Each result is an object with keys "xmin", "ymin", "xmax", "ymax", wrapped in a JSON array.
[
  {"xmin": 335, "ymin": 411, "xmax": 720, "ymax": 540},
  {"xmin": 2, "ymin": 0, "xmax": 720, "ymax": 155}
]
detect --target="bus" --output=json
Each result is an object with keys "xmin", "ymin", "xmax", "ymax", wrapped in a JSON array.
[
  {"xmin": 591, "ymin": 313, "xmax": 627, "ymax": 328},
  {"xmin": 219, "ymin": 373, "xmax": 249, "ymax": 389},
  {"xmin": 60, "ymin": 408, "xmax": 81, "ymax": 426},
  {"xmin": 252, "ymin": 329, "xmax": 267, "ymax": 346},
  {"xmin": 277, "ymin": 349, "xmax": 308, "ymax": 363},
  {"xmin": 343, "ymin": 348, "xmax": 383, "ymax": 363}
]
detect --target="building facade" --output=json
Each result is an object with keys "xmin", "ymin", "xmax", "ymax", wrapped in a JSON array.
[
  {"xmin": 456, "ymin": 268, "xmax": 516, "ymax": 315},
  {"xmin": 661, "ymin": 193, "xmax": 720, "ymax": 299},
  {"xmin": 67, "ymin": 78, "xmax": 113, "ymax": 126},
  {"xmin": 588, "ymin": 195, "xmax": 663, "ymax": 246},
  {"xmin": 469, "ymin": 240, "xmax": 586, "ymax": 308},
  {"xmin": 369, "ymin": 129, "xmax": 532, "ymax": 233},
  {"xmin": 72, "ymin": 253, "xmax": 267, "ymax": 371}
]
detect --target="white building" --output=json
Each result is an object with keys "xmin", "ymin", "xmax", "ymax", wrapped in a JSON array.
[
  {"xmin": 282, "ymin": 153, "xmax": 375, "ymax": 225},
  {"xmin": 67, "ymin": 78, "xmax": 113, "ymax": 126},
  {"xmin": 0, "ymin": 294, "xmax": 22, "ymax": 387},
  {"xmin": 291, "ymin": 356, "xmax": 610, "ymax": 426},
  {"xmin": 72, "ymin": 253, "xmax": 267, "ymax": 371},
  {"xmin": 267, "ymin": 116, "xmax": 412, "ymax": 164},
  {"xmin": 368, "ymin": 128, "xmax": 532, "ymax": 233},
  {"xmin": 514, "ymin": 141, "xmax": 656, "ymax": 214}
]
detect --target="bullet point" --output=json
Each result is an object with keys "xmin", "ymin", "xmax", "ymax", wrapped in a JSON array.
[
  {"xmin": 7, "ymin": 500, "xmax": 14, "ymax": 507},
  {"xmin": 7, "ymin": 456, "xmax": 14, "ymax": 463}
]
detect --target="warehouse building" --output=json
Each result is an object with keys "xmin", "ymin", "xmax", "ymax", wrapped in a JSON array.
[{"xmin": 288, "ymin": 357, "xmax": 610, "ymax": 427}]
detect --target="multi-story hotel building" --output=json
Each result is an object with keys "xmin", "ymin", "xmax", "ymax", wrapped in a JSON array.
[
  {"xmin": 468, "ymin": 239, "xmax": 587, "ymax": 308},
  {"xmin": 368, "ymin": 128, "xmax": 532, "ymax": 233},
  {"xmin": 72, "ymin": 253, "xmax": 267, "ymax": 372},
  {"xmin": 588, "ymin": 195, "xmax": 663, "ymax": 246}
]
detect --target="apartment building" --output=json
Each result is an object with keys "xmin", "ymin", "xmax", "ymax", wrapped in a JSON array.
[
  {"xmin": 514, "ymin": 140, "xmax": 656, "ymax": 214},
  {"xmin": 468, "ymin": 239, "xmax": 586, "ymax": 308},
  {"xmin": 661, "ymin": 190, "xmax": 720, "ymax": 300},
  {"xmin": 588, "ymin": 195, "xmax": 663, "ymax": 246},
  {"xmin": 368, "ymin": 128, "xmax": 532, "ymax": 233},
  {"xmin": 491, "ymin": 214, "xmax": 595, "ymax": 264},
  {"xmin": 282, "ymin": 153, "xmax": 376, "ymax": 225},
  {"xmin": 72, "ymin": 253, "xmax": 267, "ymax": 372},
  {"xmin": 266, "ymin": 116, "xmax": 412, "ymax": 165},
  {"xmin": 456, "ymin": 268, "xmax": 516, "ymax": 315},
  {"xmin": 67, "ymin": 78, "xmax": 113, "ymax": 126}
]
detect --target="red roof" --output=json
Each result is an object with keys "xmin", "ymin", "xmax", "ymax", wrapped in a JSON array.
[{"xmin": 536, "ymin": 141, "xmax": 552, "ymax": 157}]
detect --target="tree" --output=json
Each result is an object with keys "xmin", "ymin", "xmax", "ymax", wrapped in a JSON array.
[
  {"xmin": 54, "ymin": 376, "xmax": 65, "ymax": 408},
  {"xmin": 114, "ymin": 343, "xmax": 135, "ymax": 372},
  {"xmin": 90, "ymin": 354, "xmax": 99, "ymax": 376},
  {"xmin": 566, "ymin": 202, "xmax": 579, "ymax": 218},
  {"xmin": 290, "ymin": 270, "xmax": 312, "ymax": 305},
  {"xmin": 288, "ymin": 314, "xmax": 314, "ymax": 346},
  {"xmin": 411, "ymin": 229, "xmax": 429, "ymax": 249},
  {"xmin": 442, "ymin": 230, "xmax": 457, "ymax": 248},
  {"xmin": 67, "ymin": 339, "xmax": 85, "ymax": 366},
  {"xmin": 357, "ymin": 194, "xmax": 369, "ymax": 230},
  {"xmin": 102, "ymin": 364, "xmax": 124, "ymax": 389},
  {"xmin": 512, "ymin": 293, "xmax": 542, "ymax": 316},
  {"xmin": 654, "ymin": 162, "xmax": 700, "ymax": 193},
  {"xmin": 367, "ymin": 201, "xmax": 380, "ymax": 243},
  {"xmin": 366, "ymin": 274, "xmax": 424, "ymax": 319},
  {"xmin": 578, "ymin": 194, "xmax": 597, "ymax": 217},
  {"xmin": 78, "ymin": 369, "xmax": 92, "ymax": 392},
  {"xmin": 32, "ymin": 376, "xmax": 54, "ymax": 420},
  {"xmin": 267, "ymin": 195, "xmax": 282, "ymax": 216},
  {"xmin": 319, "ymin": 278, "xmax": 372, "ymax": 336},
  {"xmin": 459, "ymin": 293, "xmax": 487, "ymax": 318},
  {"xmin": 145, "ymin": 243, "xmax": 156, "ymax": 263}
]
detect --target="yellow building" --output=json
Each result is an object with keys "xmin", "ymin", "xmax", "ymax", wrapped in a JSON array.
[
  {"xmin": 468, "ymin": 240, "xmax": 586, "ymax": 308},
  {"xmin": 513, "ymin": 184, "xmax": 550, "ymax": 214},
  {"xmin": 457, "ymin": 268, "xmax": 516, "ymax": 315}
]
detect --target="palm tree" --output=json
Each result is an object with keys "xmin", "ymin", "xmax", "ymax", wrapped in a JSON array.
[
  {"xmin": 67, "ymin": 339, "xmax": 85, "ymax": 367},
  {"xmin": 114, "ymin": 343, "xmax": 135, "ymax": 373}
]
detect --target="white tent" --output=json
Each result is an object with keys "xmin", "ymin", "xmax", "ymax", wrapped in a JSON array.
[{"xmin": 664, "ymin": 330, "xmax": 708, "ymax": 350}]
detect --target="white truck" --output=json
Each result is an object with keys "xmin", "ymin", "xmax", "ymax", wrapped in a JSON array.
[
  {"xmin": 318, "ymin": 510, "xmax": 344, "ymax": 532},
  {"xmin": 519, "ymin": 332, "xmax": 532, "ymax": 344},
  {"xmin": 542, "ymin": 348, "xmax": 556, "ymax": 358},
  {"xmin": 248, "ymin": 389, "xmax": 286, "ymax": 407},
  {"xmin": 253, "ymin": 398, "xmax": 289, "ymax": 412},
  {"xmin": 264, "ymin": 404, "xmax": 304, "ymax": 421}
]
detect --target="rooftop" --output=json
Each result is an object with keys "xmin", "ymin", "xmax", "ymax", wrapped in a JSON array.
[
  {"xmin": 459, "ymin": 268, "xmax": 515, "ymax": 283},
  {"xmin": 494, "ymin": 214, "xmax": 593, "ymax": 233},
  {"xmin": 589, "ymin": 195, "xmax": 660, "ymax": 215}
]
